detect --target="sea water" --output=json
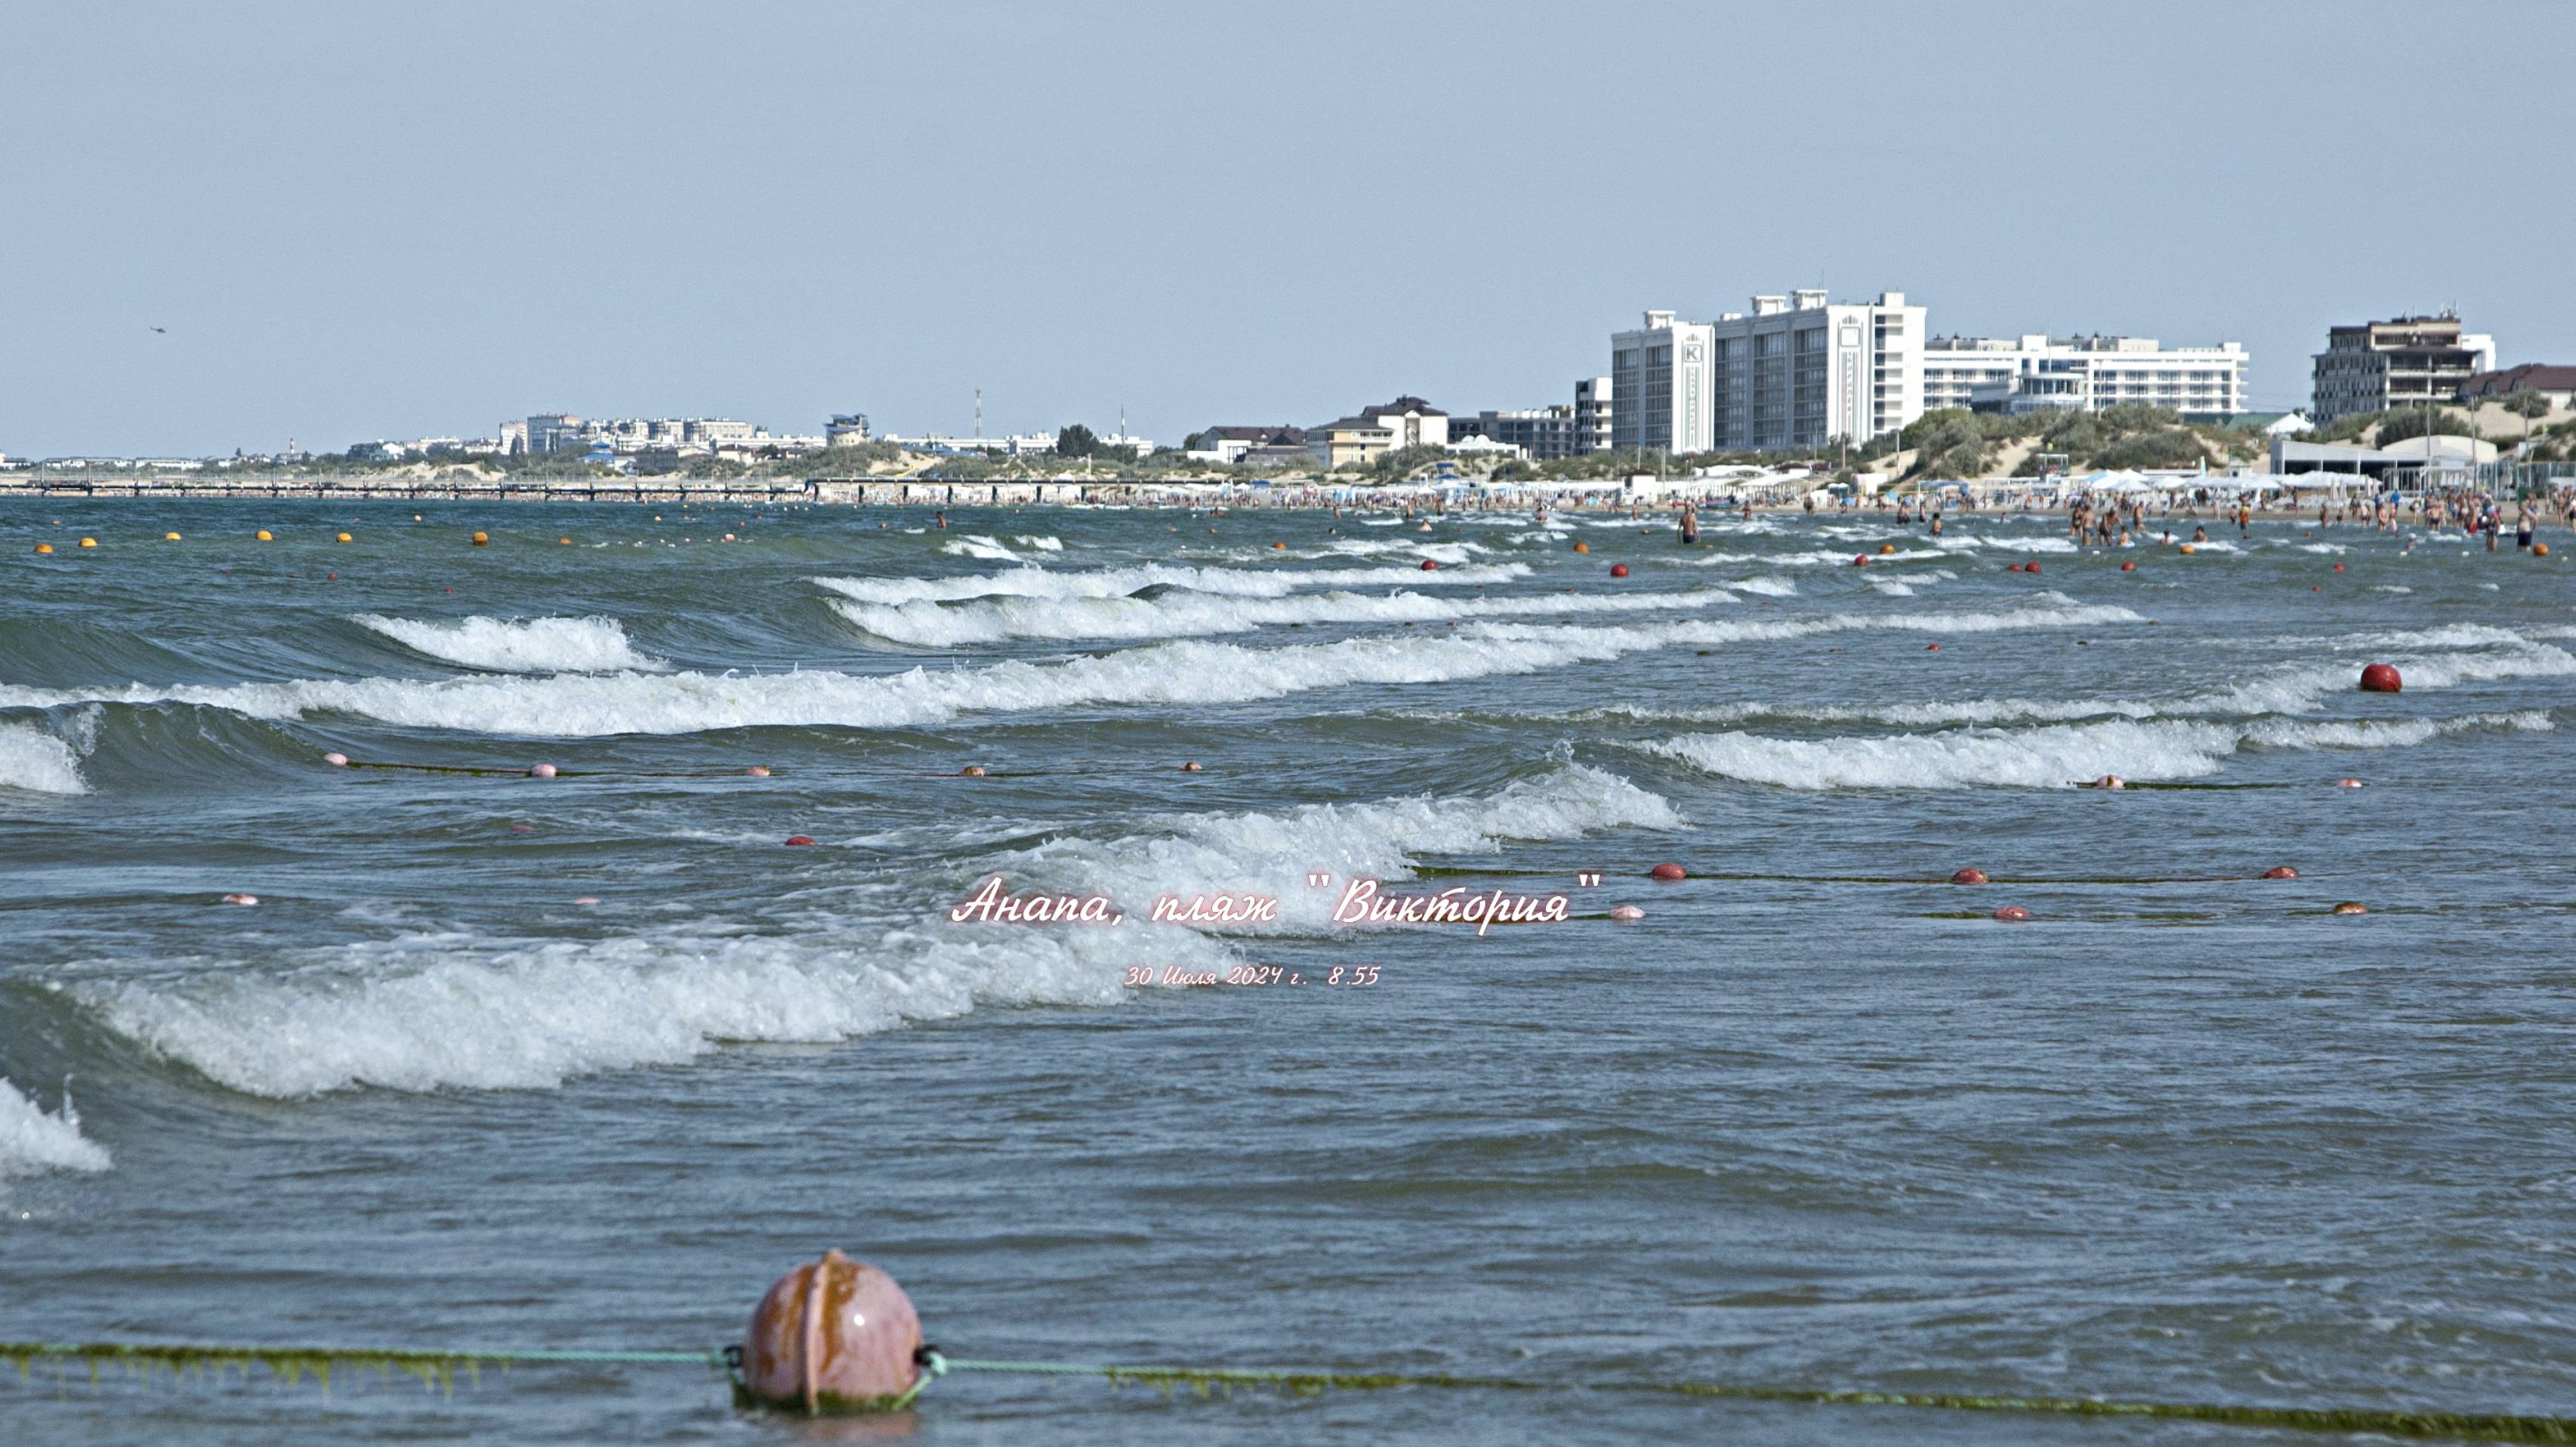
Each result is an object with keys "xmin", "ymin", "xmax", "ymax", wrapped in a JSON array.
[{"xmin": 4, "ymin": 498, "xmax": 2574, "ymax": 1442}]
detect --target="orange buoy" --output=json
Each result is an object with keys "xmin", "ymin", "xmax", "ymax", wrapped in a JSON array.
[
  {"xmin": 2358, "ymin": 662, "xmax": 2401, "ymax": 693},
  {"xmin": 1951, "ymin": 868, "xmax": 1988, "ymax": 885},
  {"xmin": 32, "ymin": 542, "xmax": 51, "ymax": 554},
  {"xmin": 336, "ymin": 532, "xmax": 353, "ymax": 543},
  {"xmin": 958, "ymin": 764, "xmax": 987, "ymax": 777},
  {"xmin": 2331, "ymin": 901, "xmax": 2368, "ymax": 915},
  {"xmin": 2263, "ymin": 866, "xmax": 2298, "ymax": 879},
  {"xmin": 255, "ymin": 530, "xmax": 273, "ymax": 541},
  {"xmin": 1271, "ymin": 541, "xmax": 1286, "ymax": 550},
  {"xmin": 560, "ymin": 537, "xmax": 573, "ymax": 545},
  {"xmin": 471, "ymin": 531, "xmax": 490, "ymax": 546},
  {"xmin": 1991, "ymin": 905, "xmax": 2031, "ymax": 922},
  {"xmin": 784, "ymin": 835, "xmax": 818, "ymax": 847},
  {"xmin": 1609, "ymin": 903, "xmax": 1644, "ymax": 921},
  {"xmin": 1420, "ymin": 559, "xmax": 1439, "ymax": 570},
  {"xmin": 739, "ymin": 1249, "xmax": 924, "ymax": 1413},
  {"xmin": 1649, "ymin": 862, "xmax": 1686, "ymax": 881},
  {"xmin": 2179, "ymin": 544, "xmax": 2195, "ymax": 554},
  {"xmin": 78, "ymin": 536, "xmax": 97, "ymax": 548},
  {"xmin": 1877, "ymin": 543, "xmax": 1895, "ymax": 555},
  {"xmin": 1573, "ymin": 541, "xmax": 1590, "ymax": 554},
  {"xmin": 2537, "ymin": 542, "xmax": 2552, "ymax": 557},
  {"xmin": 1609, "ymin": 563, "xmax": 1629, "ymax": 578},
  {"xmin": 165, "ymin": 532, "xmax": 183, "ymax": 541},
  {"xmin": 2335, "ymin": 778, "xmax": 2365, "ymax": 788}
]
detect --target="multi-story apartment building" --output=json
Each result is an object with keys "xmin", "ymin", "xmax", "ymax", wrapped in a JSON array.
[
  {"xmin": 2310, "ymin": 313, "xmax": 2497, "ymax": 422},
  {"xmin": 1573, "ymin": 376, "xmax": 1612, "ymax": 453},
  {"xmin": 1458, "ymin": 406, "xmax": 1581, "ymax": 461},
  {"xmin": 1920, "ymin": 335, "xmax": 2249, "ymax": 418},
  {"xmin": 1612, "ymin": 291, "xmax": 1924, "ymax": 455}
]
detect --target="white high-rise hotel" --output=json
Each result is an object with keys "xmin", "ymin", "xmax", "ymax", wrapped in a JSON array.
[
  {"xmin": 1611, "ymin": 290, "xmax": 2253, "ymax": 453},
  {"xmin": 1612, "ymin": 290, "xmax": 1926, "ymax": 454}
]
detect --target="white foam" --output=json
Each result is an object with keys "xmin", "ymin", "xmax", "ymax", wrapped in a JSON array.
[
  {"xmin": 1643, "ymin": 711, "xmax": 2551, "ymax": 790},
  {"xmin": 941, "ymin": 534, "xmax": 1023, "ymax": 560},
  {"xmin": 0, "ymin": 602, "xmax": 2141, "ymax": 738},
  {"xmin": 813, "ymin": 561, "xmax": 1527, "ymax": 606},
  {"xmin": 79, "ymin": 767, "xmax": 1673, "ymax": 1096},
  {"xmin": 0, "ymin": 1079, "xmax": 109, "ymax": 1177},
  {"xmin": 356, "ymin": 615, "xmax": 664, "ymax": 674},
  {"xmin": 830, "ymin": 586, "xmax": 1737, "ymax": 647},
  {"xmin": 1011, "ymin": 535, "xmax": 1065, "ymax": 551},
  {"xmin": 0, "ymin": 723, "xmax": 86, "ymax": 794}
]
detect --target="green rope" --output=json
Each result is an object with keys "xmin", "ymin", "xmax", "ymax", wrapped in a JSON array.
[
  {"xmin": 933, "ymin": 1356, "xmax": 2576, "ymax": 1443},
  {"xmin": 9, "ymin": 1340, "xmax": 2576, "ymax": 1442}
]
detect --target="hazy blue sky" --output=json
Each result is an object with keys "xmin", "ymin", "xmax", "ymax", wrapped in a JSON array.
[{"xmin": 4, "ymin": 0, "xmax": 2571, "ymax": 456}]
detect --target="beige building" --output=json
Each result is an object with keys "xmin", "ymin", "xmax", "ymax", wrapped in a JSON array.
[{"xmin": 1308, "ymin": 396, "xmax": 1448, "ymax": 468}]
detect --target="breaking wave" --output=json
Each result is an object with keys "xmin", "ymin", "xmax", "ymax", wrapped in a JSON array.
[
  {"xmin": 1642, "ymin": 711, "xmax": 2553, "ymax": 790},
  {"xmin": 0, "ymin": 602, "xmax": 2141, "ymax": 738},
  {"xmin": 829, "ymin": 586, "xmax": 1738, "ymax": 647},
  {"xmin": 0, "ymin": 1079, "xmax": 110, "ymax": 1177},
  {"xmin": 813, "ymin": 561, "xmax": 1526, "ymax": 606},
  {"xmin": 0, "ymin": 722, "xmax": 87, "ymax": 794},
  {"xmin": 74, "ymin": 765, "xmax": 1672, "ymax": 1096},
  {"xmin": 355, "ymin": 615, "xmax": 665, "ymax": 674}
]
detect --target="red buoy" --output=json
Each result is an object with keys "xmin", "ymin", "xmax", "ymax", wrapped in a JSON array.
[
  {"xmin": 1991, "ymin": 905, "xmax": 2031, "ymax": 922},
  {"xmin": 740, "ymin": 1249, "xmax": 924, "ymax": 1412},
  {"xmin": 2332, "ymin": 562, "xmax": 2344, "ymax": 571},
  {"xmin": 2006, "ymin": 562, "xmax": 2022, "ymax": 572},
  {"xmin": 2359, "ymin": 662, "xmax": 2401, "ymax": 693},
  {"xmin": 2263, "ymin": 866, "xmax": 2299, "ymax": 879},
  {"xmin": 2024, "ymin": 560, "xmax": 2041, "ymax": 575},
  {"xmin": 2120, "ymin": 560, "xmax": 2136, "ymax": 571},
  {"xmin": 1649, "ymin": 862, "xmax": 1686, "ymax": 881},
  {"xmin": 1852, "ymin": 554, "xmax": 1869, "ymax": 566},
  {"xmin": 1925, "ymin": 643, "xmax": 1940, "ymax": 651},
  {"xmin": 784, "ymin": 835, "xmax": 817, "ymax": 847},
  {"xmin": 1951, "ymin": 867, "xmax": 1988, "ymax": 885},
  {"xmin": 1420, "ymin": 559, "xmax": 1439, "ymax": 570},
  {"xmin": 1609, "ymin": 563, "xmax": 1629, "ymax": 578}
]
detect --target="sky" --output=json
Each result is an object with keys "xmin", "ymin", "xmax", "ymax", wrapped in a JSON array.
[{"xmin": 3, "ymin": 0, "xmax": 2571, "ymax": 457}]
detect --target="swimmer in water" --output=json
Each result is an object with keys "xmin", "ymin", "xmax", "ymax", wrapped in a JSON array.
[{"xmin": 2192, "ymin": 525, "xmax": 2209, "ymax": 543}]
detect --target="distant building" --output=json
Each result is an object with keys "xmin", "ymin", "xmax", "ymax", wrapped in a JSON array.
[
  {"xmin": 1921, "ymin": 335, "xmax": 2247, "ymax": 419},
  {"xmin": 1574, "ymin": 376, "xmax": 1612, "ymax": 452},
  {"xmin": 526, "ymin": 414, "xmax": 586, "ymax": 454},
  {"xmin": 1612, "ymin": 291, "xmax": 1924, "ymax": 455},
  {"xmin": 2311, "ymin": 313, "xmax": 2497, "ymax": 422},
  {"xmin": 1462, "ymin": 406, "xmax": 1580, "ymax": 461},
  {"xmin": 498, "ymin": 418, "xmax": 529, "ymax": 455},
  {"xmin": 2459, "ymin": 363, "xmax": 2576, "ymax": 410},
  {"xmin": 826, "ymin": 413, "xmax": 872, "ymax": 447},
  {"xmin": 1308, "ymin": 397, "xmax": 1448, "ymax": 468},
  {"xmin": 1187, "ymin": 425, "xmax": 1307, "ymax": 464}
]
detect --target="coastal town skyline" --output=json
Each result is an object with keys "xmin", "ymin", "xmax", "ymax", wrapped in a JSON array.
[{"xmin": 5, "ymin": 0, "xmax": 2571, "ymax": 458}]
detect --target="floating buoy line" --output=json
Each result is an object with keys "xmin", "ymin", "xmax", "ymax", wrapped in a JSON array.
[{"xmin": 5, "ymin": 1334, "xmax": 2570, "ymax": 1442}]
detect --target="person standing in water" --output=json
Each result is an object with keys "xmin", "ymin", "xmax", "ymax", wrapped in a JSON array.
[{"xmin": 1679, "ymin": 500, "xmax": 1698, "ymax": 545}]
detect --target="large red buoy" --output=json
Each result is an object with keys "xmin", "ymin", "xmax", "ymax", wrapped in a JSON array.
[
  {"xmin": 1609, "ymin": 563, "xmax": 1629, "ymax": 578},
  {"xmin": 1649, "ymin": 862, "xmax": 1686, "ymax": 881},
  {"xmin": 2120, "ymin": 560, "xmax": 2136, "ymax": 572},
  {"xmin": 1420, "ymin": 559, "xmax": 1439, "ymax": 571},
  {"xmin": 1951, "ymin": 867, "xmax": 1988, "ymax": 885},
  {"xmin": 2263, "ymin": 866, "xmax": 2299, "ymax": 879},
  {"xmin": 2024, "ymin": 560, "xmax": 2041, "ymax": 575},
  {"xmin": 1852, "ymin": 554, "xmax": 1869, "ymax": 566},
  {"xmin": 740, "ymin": 1249, "xmax": 924, "ymax": 1413},
  {"xmin": 2359, "ymin": 662, "xmax": 2401, "ymax": 693},
  {"xmin": 784, "ymin": 835, "xmax": 818, "ymax": 847}
]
